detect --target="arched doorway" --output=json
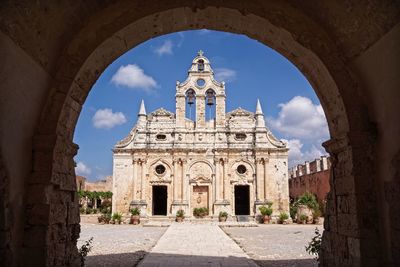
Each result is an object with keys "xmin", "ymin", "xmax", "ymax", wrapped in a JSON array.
[{"xmin": 1, "ymin": 1, "xmax": 398, "ymax": 266}]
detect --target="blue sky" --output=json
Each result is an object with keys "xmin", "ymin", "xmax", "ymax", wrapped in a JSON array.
[{"xmin": 74, "ymin": 30, "xmax": 329, "ymax": 181}]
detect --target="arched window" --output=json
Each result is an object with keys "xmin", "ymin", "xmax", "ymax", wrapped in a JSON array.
[
  {"xmin": 185, "ymin": 89, "xmax": 196, "ymax": 121},
  {"xmin": 205, "ymin": 89, "xmax": 216, "ymax": 122},
  {"xmin": 198, "ymin": 59, "xmax": 204, "ymax": 71}
]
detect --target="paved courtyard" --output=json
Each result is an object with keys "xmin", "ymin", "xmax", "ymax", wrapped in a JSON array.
[
  {"xmin": 78, "ymin": 223, "xmax": 322, "ymax": 267},
  {"xmin": 223, "ymin": 224, "xmax": 323, "ymax": 267},
  {"xmin": 78, "ymin": 223, "xmax": 167, "ymax": 267}
]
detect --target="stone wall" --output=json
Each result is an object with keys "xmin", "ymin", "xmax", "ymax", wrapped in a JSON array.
[{"xmin": 289, "ymin": 157, "xmax": 331, "ymax": 202}]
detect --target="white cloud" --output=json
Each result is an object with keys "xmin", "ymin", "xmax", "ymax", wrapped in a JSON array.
[
  {"xmin": 214, "ymin": 68, "xmax": 237, "ymax": 82},
  {"xmin": 111, "ymin": 64, "xmax": 157, "ymax": 92},
  {"xmin": 283, "ymin": 139, "xmax": 326, "ymax": 167},
  {"xmin": 75, "ymin": 161, "xmax": 91, "ymax": 176},
  {"xmin": 155, "ymin": 40, "xmax": 174, "ymax": 56},
  {"xmin": 268, "ymin": 96, "xmax": 329, "ymax": 140},
  {"xmin": 92, "ymin": 108, "xmax": 127, "ymax": 129}
]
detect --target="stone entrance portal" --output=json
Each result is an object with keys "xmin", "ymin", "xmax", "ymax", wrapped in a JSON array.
[
  {"xmin": 235, "ymin": 185, "xmax": 250, "ymax": 215},
  {"xmin": 191, "ymin": 186, "xmax": 209, "ymax": 213},
  {"xmin": 152, "ymin": 186, "xmax": 167, "ymax": 215}
]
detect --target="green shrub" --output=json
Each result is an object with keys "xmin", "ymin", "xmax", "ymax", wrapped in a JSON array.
[
  {"xmin": 300, "ymin": 214, "xmax": 308, "ymax": 222},
  {"xmin": 85, "ymin": 207, "xmax": 93, "ymax": 214},
  {"xmin": 290, "ymin": 204, "xmax": 298, "ymax": 220},
  {"xmin": 130, "ymin": 207, "xmax": 140, "ymax": 216},
  {"xmin": 92, "ymin": 208, "xmax": 98, "ymax": 214},
  {"xmin": 98, "ymin": 213, "xmax": 111, "ymax": 224},
  {"xmin": 219, "ymin": 211, "xmax": 228, "ymax": 217},
  {"xmin": 296, "ymin": 192, "xmax": 318, "ymax": 210},
  {"xmin": 259, "ymin": 202, "xmax": 273, "ymax": 216},
  {"xmin": 193, "ymin": 207, "xmax": 209, "ymax": 217},
  {"xmin": 306, "ymin": 228, "xmax": 322, "ymax": 262},
  {"xmin": 79, "ymin": 207, "xmax": 85, "ymax": 214},
  {"xmin": 279, "ymin": 212, "xmax": 289, "ymax": 223},
  {"xmin": 78, "ymin": 237, "xmax": 93, "ymax": 267},
  {"xmin": 112, "ymin": 213, "xmax": 123, "ymax": 224}
]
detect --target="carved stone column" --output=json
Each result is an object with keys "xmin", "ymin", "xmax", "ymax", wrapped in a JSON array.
[
  {"xmin": 255, "ymin": 158, "xmax": 263, "ymax": 201},
  {"xmin": 173, "ymin": 159, "xmax": 179, "ymax": 203},
  {"xmin": 263, "ymin": 158, "xmax": 268, "ymax": 201},
  {"xmin": 132, "ymin": 159, "xmax": 138, "ymax": 200},
  {"xmin": 214, "ymin": 158, "xmax": 221, "ymax": 201},
  {"xmin": 181, "ymin": 159, "xmax": 188, "ymax": 205}
]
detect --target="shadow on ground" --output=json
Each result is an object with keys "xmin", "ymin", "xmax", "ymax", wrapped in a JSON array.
[
  {"xmin": 86, "ymin": 250, "xmax": 146, "ymax": 267},
  {"xmin": 86, "ymin": 252, "xmax": 317, "ymax": 267}
]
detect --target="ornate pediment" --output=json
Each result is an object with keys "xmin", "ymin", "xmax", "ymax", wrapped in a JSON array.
[
  {"xmin": 227, "ymin": 107, "xmax": 254, "ymax": 118},
  {"xmin": 190, "ymin": 176, "xmax": 212, "ymax": 184},
  {"xmin": 150, "ymin": 108, "xmax": 175, "ymax": 117},
  {"xmin": 115, "ymin": 127, "xmax": 136, "ymax": 148}
]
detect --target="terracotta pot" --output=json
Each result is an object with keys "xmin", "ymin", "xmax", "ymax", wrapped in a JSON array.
[
  {"xmin": 176, "ymin": 217, "xmax": 183, "ymax": 222},
  {"xmin": 130, "ymin": 215, "xmax": 140, "ymax": 225},
  {"xmin": 263, "ymin": 216, "xmax": 270, "ymax": 224},
  {"xmin": 219, "ymin": 216, "xmax": 227, "ymax": 222}
]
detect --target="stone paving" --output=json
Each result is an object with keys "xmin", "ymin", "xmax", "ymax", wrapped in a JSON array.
[
  {"xmin": 138, "ymin": 223, "xmax": 258, "ymax": 267},
  {"xmin": 78, "ymin": 223, "xmax": 167, "ymax": 267},
  {"xmin": 223, "ymin": 224, "xmax": 323, "ymax": 267}
]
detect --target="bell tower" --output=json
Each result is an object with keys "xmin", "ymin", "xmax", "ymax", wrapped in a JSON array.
[{"xmin": 175, "ymin": 50, "xmax": 226, "ymax": 129}]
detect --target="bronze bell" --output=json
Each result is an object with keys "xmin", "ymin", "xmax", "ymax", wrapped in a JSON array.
[
  {"xmin": 206, "ymin": 91, "xmax": 215, "ymax": 106},
  {"xmin": 187, "ymin": 90, "xmax": 195, "ymax": 105}
]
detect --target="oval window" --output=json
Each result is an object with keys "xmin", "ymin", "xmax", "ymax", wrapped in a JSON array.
[
  {"xmin": 196, "ymin": 79, "xmax": 205, "ymax": 87},
  {"xmin": 155, "ymin": 165, "xmax": 166, "ymax": 175},
  {"xmin": 235, "ymin": 133, "xmax": 247, "ymax": 140},
  {"xmin": 237, "ymin": 165, "xmax": 247, "ymax": 174},
  {"xmin": 156, "ymin": 134, "xmax": 166, "ymax": 140}
]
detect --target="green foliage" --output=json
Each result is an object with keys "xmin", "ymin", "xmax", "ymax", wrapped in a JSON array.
[
  {"xmin": 259, "ymin": 202, "xmax": 273, "ymax": 216},
  {"xmin": 176, "ymin": 209, "xmax": 185, "ymax": 218},
  {"xmin": 85, "ymin": 207, "xmax": 93, "ymax": 214},
  {"xmin": 300, "ymin": 214, "xmax": 308, "ymax": 222},
  {"xmin": 305, "ymin": 228, "xmax": 322, "ymax": 262},
  {"xmin": 313, "ymin": 209, "xmax": 322, "ymax": 219},
  {"xmin": 130, "ymin": 207, "xmax": 141, "ymax": 215},
  {"xmin": 193, "ymin": 207, "xmax": 209, "ymax": 217},
  {"xmin": 296, "ymin": 192, "xmax": 319, "ymax": 210},
  {"xmin": 98, "ymin": 213, "xmax": 111, "ymax": 224},
  {"xmin": 219, "ymin": 211, "xmax": 228, "ymax": 217},
  {"xmin": 92, "ymin": 208, "xmax": 98, "ymax": 214},
  {"xmin": 78, "ymin": 237, "xmax": 93, "ymax": 267},
  {"xmin": 112, "ymin": 213, "xmax": 123, "ymax": 224},
  {"xmin": 78, "ymin": 190, "xmax": 113, "ymax": 201},
  {"xmin": 290, "ymin": 204, "xmax": 298, "ymax": 220},
  {"xmin": 79, "ymin": 207, "xmax": 85, "ymax": 214},
  {"xmin": 279, "ymin": 212, "xmax": 289, "ymax": 222}
]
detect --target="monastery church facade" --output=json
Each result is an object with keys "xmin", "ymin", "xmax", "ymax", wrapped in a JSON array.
[{"xmin": 112, "ymin": 51, "xmax": 289, "ymax": 218}]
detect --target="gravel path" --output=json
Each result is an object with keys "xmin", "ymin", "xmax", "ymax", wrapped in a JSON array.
[
  {"xmin": 223, "ymin": 224, "xmax": 323, "ymax": 267},
  {"xmin": 78, "ymin": 223, "xmax": 167, "ymax": 267}
]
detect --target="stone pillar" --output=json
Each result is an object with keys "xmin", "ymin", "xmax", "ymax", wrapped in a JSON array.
[
  {"xmin": 196, "ymin": 95, "xmax": 205, "ymax": 128},
  {"xmin": 221, "ymin": 159, "xmax": 226, "ymax": 200},
  {"xmin": 255, "ymin": 159, "xmax": 263, "ymax": 201},
  {"xmin": 321, "ymin": 156, "xmax": 328, "ymax": 170},
  {"xmin": 215, "ymin": 93, "xmax": 226, "ymax": 128},
  {"xmin": 132, "ymin": 159, "xmax": 138, "ymax": 200},
  {"xmin": 263, "ymin": 159, "xmax": 268, "ymax": 201},
  {"xmin": 181, "ymin": 160, "xmax": 188, "ymax": 204},
  {"xmin": 175, "ymin": 93, "xmax": 185, "ymax": 127},
  {"xmin": 173, "ymin": 159, "xmax": 179, "ymax": 202},
  {"xmin": 215, "ymin": 159, "xmax": 221, "ymax": 201},
  {"xmin": 316, "ymin": 159, "xmax": 321, "ymax": 172}
]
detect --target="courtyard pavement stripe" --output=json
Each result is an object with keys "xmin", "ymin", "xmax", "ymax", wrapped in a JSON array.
[{"xmin": 138, "ymin": 223, "xmax": 259, "ymax": 267}]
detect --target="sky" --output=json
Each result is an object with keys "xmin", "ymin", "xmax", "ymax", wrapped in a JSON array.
[{"xmin": 73, "ymin": 30, "xmax": 329, "ymax": 181}]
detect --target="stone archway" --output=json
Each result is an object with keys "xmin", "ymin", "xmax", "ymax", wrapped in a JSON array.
[{"xmin": 0, "ymin": 1, "xmax": 398, "ymax": 266}]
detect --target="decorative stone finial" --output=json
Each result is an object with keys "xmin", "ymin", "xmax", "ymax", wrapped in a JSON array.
[
  {"xmin": 256, "ymin": 99, "xmax": 263, "ymax": 115},
  {"xmin": 138, "ymin": 99, "xmax": 146, "ymax": 115},
  {"xmin": 198, "ymin": 50, "xmax": 204, "ymax": 56}
]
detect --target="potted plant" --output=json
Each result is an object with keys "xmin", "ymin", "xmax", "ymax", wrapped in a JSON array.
[
  {"xmin": 219, "ymin": 211, "xmax": 228, "ymax": 222},
  {"xmin": 259, "ymin": 202, "xmax": 273, "ymax": 224},
  {"xmin": 279, "ymin": 212, "xmax": 289, "ymax": 224},
  {"xmin": 300, "ymin": 214, "xmax": 308, "ymax": 224},
  {"xmin": 112, "ymin": 212, "xmax": 123, "ymax": 224},
  {"xmin": 130, "ymin": 207, "xmax": 141, "ymax": 225},
  {"xmin": 193, "ymin": 207, "xmax": 209, "ymax": 218},
  {"xmin": 176, "ymin": 209, "xmax": 185, "ymax": 222}
]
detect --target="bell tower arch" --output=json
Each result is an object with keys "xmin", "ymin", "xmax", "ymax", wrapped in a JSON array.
[{"xmin": 175, "ymin": 51, "xmax": 226, "ymax": 129}]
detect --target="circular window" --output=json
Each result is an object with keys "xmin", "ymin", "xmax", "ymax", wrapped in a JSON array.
[
  {"xmin": 155, "ymin": 165, "xmax": 166, "ymax": 175},
  {"xmin": 196, "ymin": 79, "xmax": 205, "ymax": 87},
  {"xmin": 237, "ymin": 165, "xmax": 247, "ymax": 174}
]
